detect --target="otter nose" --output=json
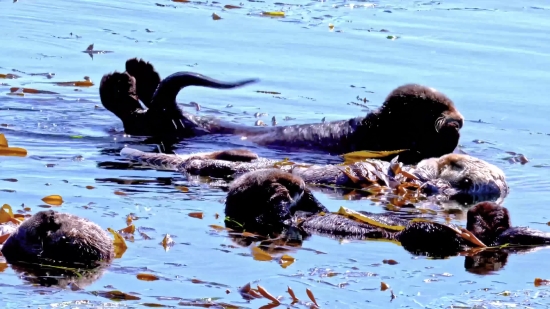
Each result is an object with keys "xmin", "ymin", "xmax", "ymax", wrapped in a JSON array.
[{"xmin": 446, "ymin": 117, "xmax": 463, "ymax": 129}]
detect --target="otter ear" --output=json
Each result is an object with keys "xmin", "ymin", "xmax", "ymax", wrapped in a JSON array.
[
  {"xmin": 99, "ymin": 72, "xmax": 142, "ymax": 118},
  {"xmin": 125, "ymin": 58, "xmax": 161, "ymax": 108}
]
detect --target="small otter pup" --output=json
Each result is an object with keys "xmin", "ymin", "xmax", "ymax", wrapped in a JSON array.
[
  {"xmin": 120, "ymin": 148, "xmax": 508, "ymax": 204},
  {"xmin": 225, "ymin": 169, "xmax": 328, "ymax": 234},
  {"xmin": 102, "ymin": 59, "xmax": 463, "ymax": 164},
  {"xmin": 1, "ymin": 210, "xmax": 114, "ymax": 268},
  {"xmin": 224, "ymin": 169, "xmax": 550, "ymax": 256}
]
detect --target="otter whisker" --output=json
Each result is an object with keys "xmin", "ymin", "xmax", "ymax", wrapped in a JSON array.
[{"xmin": 434, "ymin": 116, "xmax": 446, "ymax": 133}]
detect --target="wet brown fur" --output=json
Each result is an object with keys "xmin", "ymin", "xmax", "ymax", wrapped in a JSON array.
[
  {"xmin": 223, "ymin": 170, "xmax": 547, "ymax": 255},
  {"xmin": 1, "ymin": 210, "xmax": 114, "ymax": 268},
  {"xmin": 357, "ymin": 84, "xmax": 464, "ymax": 163},
  {"xmin": 225, "ymin": 169, "xmax": 327, "ymax": 233},
  {"xmin": 466, "ymin": 201, "xmax": 511, "ymax": 246},
  {"xmin": 121, "ymin": 147, "xmax": 509, "ymax": 204},
  {"xmin": 125, "ymin": 58, "xmax": 161, "ymax": 107},
  {"xmin": 206, "ymin": 149, "xmax": 258, "ymax": 162},
  {"xmin": 99, "ymin": 71, "xmax": 141, "ymax": 118},
  {"xmin": 102, "ymin": 59, "xmax": 463, "ymax": 164}
]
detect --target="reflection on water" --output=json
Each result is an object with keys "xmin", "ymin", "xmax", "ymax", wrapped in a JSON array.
[{"xmin": 2, "ymin": 0, "xmax": 550, "ymax": 307}]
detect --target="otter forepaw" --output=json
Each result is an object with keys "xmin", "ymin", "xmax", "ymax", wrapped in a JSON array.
[
  {"xmin": 99, "ymin": 71, "xmax": 135, "ymax": 96},
  {"xmin": 209, "ymin": 149, "xmax": 259, "ymax": 162},
  {"xmin": 125, "ymin": 58, "xmax": 161, "ymax": 108}
]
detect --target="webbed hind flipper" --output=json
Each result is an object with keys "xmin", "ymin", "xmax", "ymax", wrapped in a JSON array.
[
  {"xmin": 125, "ymin": 58, "xmax": 161, "ymax": 108},
  {"xmin": 99, "ymin": 72, "xmax": 143, "ymax": 118}
]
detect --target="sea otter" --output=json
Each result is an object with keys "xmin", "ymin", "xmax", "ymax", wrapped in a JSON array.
[
  {"xmin": 223, "ymin": 169, "xmax": 549, "ymax": 256},
  {"xmin": 1, "ymin": 210, "xmax": 114, "ymax": 268},
  {"xmin": 119, "ymin": 147, "xmax": 509, "ymax": 204},
  {"xmin": 100, "ymin": 58, "xmax": 259, "ymax": 138},
  {"xmin": 101, "ymin": 58, "xmax": 464, "ymax": 164}
]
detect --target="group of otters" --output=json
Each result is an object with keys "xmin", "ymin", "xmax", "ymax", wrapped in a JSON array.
[{"xmin": 2, "ymin": 58, "xmax": 549, "ymax": 280}]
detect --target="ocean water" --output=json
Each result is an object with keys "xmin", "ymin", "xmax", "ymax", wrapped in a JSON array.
[{"xmin": 1, "ymin": 0, "xmax": 550, "ymax": 307}]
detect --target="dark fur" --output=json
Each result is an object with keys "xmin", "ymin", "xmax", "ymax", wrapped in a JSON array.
[
  {"xmin": 396, "ymin": 221, "xmax": 467, "ymax": 256},
  {"xmin": 466, "ymin": 201, "xmax": 511, "ymax": 246},
  {"xmin": 224, "ymin": 170, "xmax": 550, "ymax": 256},
  {"xmin": 122, "ymin": 148, "xmax": 508, "ymax": 204},
  {"xmin": 102, "ymin": 59, "xmax": 463, "ymax": 164},
  {"xmin": 240, "ymin": 84, "xmax": 463, "ymax": 164},
  {"xmin": 125, "ymin": 58, "xmax": 161, "ymax": 107},
  {"xmin": 1, "ymin": 210, "xmax": 114, "ymax": 268},
  {"xmin": 225, "ymin": 169, "xmax": 328, "ymax": 234},
  {"xmin": 299, "ymin": 214, "xmax": 391, "ymax": 239},
  {"xmin": 100, "ymin": 58, "xmax": 257, "ymax": 138},
  {"xmin": 207, "ymin": 149, "xmax": 258, "ymax": 162}
]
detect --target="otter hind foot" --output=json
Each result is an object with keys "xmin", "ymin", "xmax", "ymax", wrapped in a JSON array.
[
  {"xmin": 125, "ymin": 58, "xmax": 161, "ymax": 108},
  {"xmin": 99, "ymin": 71, "xmax": 142, "ymax": 117},
  {"xmin": 208, "ymin": 149, "xmax": 259, "ymax": 162}
]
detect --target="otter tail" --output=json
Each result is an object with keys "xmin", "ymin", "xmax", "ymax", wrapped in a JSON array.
[{"xmin": 150, "ymin": 72, "xmax": 259, "ymax": 109}]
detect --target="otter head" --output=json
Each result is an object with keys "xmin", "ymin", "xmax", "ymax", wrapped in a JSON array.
[
  {"xmin": 99, "ymin": 72, "xmax": 142, "ymax": 120},
  {"xmin": 466, "ymin": 202, "xmax": 511, "ymax": 246},
  {"xmin": 414, "ymin": 153, "xmax": 509, "ymax": 204},
  {"xmin": 225, "ymin": 169, "xmax": 328, "ymax": 233},
  {"xmin": 365, "ymin": 84, "xmax": 463, "ymax": 164}
]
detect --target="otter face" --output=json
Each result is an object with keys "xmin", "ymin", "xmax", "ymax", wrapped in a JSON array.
[
  {"xmin": 467, "ymin": 202, "xmax": 550, "ymax": 247},
  {"xmin": 374, "ymin": 84, "xmax": 464, "ymax": 164},
  {"xmin": 466, "ymin": 202, "xmax": 511, "ymax": 246},
  {"xmin": 415, "ymin": 154, "xmax": 509, "ymax": 203},
  {"xmin": 225, "ymin": 169, "xmax": 328, "ymax": 232}
]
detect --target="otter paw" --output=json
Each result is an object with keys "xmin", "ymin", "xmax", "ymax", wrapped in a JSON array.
[
  {"xmin": 125, "ymin": 58, "xmax": 161, "ymax": 107},
  {"xmin": 210, "ymin": 149, "xmax": 259, "ymax": 162},
  {"xmin": 100, "ymin": 72, "xmax": 136, "ymax": 97},
  {"xmin": 99, "ymin": 72, "xmax": 140, "ymax": 115}
]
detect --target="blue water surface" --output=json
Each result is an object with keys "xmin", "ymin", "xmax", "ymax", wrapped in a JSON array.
[{"xmin": 1, "ymin": 0, "xmax": 550, "ymax": 307}]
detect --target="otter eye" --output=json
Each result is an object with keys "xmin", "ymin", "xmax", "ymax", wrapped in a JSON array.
[{"xmin": 458, "ymin": 177, "xmax": 472, "ymax": 189}]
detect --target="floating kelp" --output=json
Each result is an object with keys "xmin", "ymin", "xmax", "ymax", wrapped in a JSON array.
[
  {"xmin": 0, "ymin": 134, "xmax": 27, "ymax": 157},
  {"xmin": 0, "ymin": 73, "xmax": 20, "ymax": 79},
  {"xmin": 341, "ymin": 149, "xmax": 408, "ymax": 164},
  {"xmin": 262, "ymin": 11, "xmax": 285, "ymax": 17},
  {"xmin": 9, "ymin": 87, "xmax": 58, "ymax": 95},
  {"xmin": 108, "ymin": 228, "xmax": 129, "ymax": 258},
  {"xmin": 41, "ymin": 194, "xmax": 64, "ymax": 206}
]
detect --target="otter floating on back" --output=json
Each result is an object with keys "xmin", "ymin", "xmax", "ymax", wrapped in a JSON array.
[
  {"xmin": 120, "ymin": 147, "xmax": 509, "ymax": 204},
  {"xmin": 101, "ymin": 58, "xmax": 464, "ymax": 164},
  {"xmin": 224, "ymin": 169, "xmax": 548, "ymax": 257},
  {"xmin": 1, "ymin": 210, "xmax": 114, "ymax": 269}
]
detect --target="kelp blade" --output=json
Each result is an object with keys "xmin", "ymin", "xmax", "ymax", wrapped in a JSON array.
[
  {"xmin": 0, "ymin": 147, "xmax": 27, "ymax": 157},
  {"xmin": 342, "ymin": 149, "xmax": 408, "ymax": 164},
  {"xmin": 337, "ymin": 206, "xmax": 406, "ymax": 231}
]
